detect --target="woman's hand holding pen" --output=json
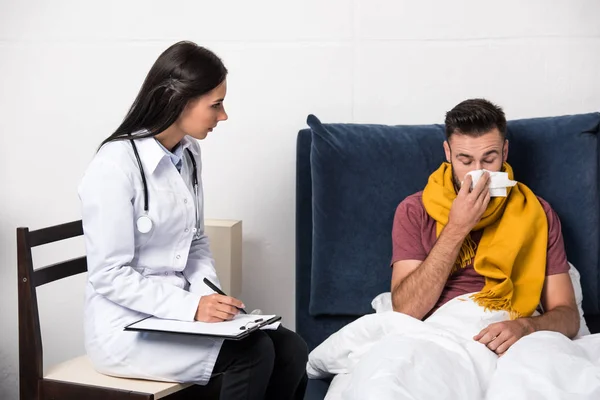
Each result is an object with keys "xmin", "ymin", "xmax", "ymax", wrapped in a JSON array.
[{"xmin": 195, "ymin": 294, "xmax": 246, "ymax": 322}]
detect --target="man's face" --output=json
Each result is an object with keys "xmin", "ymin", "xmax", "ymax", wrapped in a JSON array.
[{"xmin": 443, "ymin": 128, "xmax": 508, "ymax": 190}]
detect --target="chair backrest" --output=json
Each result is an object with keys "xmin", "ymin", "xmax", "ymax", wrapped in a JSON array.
[{"xmin": 17, "ymin": 220, "xmax": 87, "ymax": 400}]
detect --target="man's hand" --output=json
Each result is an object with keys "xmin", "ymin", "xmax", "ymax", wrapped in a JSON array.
[
  {"xmin": 195, "ymin": 294, "xmax": 245, "ymax": 322},
  {"xmin": 448, "ymin": 172, "xmax": 491, "ymax": 236},
  {"xmin": 474, "ymin": 319, "xmax": 535, "ymax": 355}
]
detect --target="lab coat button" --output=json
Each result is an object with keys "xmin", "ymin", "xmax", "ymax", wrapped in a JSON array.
[{"xmin": 176, "ymin": 255, "xmax": 181, "ymax": 259}]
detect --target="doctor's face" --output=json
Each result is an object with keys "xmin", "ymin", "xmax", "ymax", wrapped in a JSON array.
[
  {"xmin": 176, "ymin": 79, "xmax": 228, "ymax": 140},
  {"xmin": 443, "ymin": 128, "xmax": 508, "ymax": 190}
]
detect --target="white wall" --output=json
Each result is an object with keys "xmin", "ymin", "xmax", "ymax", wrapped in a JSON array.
[{"xmin": 1, "ymin": 0, "xmax": 599, "ymax": 398}]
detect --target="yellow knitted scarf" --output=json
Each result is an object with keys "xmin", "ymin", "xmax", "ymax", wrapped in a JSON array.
[{"xmin": 422, "ymin": 162, "xmax": 547, "ymax": 318}]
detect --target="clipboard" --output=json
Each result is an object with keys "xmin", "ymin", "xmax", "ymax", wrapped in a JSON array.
[{"xmin": 124, "ymin": 314, "xmax": 282, "ymax": 340}]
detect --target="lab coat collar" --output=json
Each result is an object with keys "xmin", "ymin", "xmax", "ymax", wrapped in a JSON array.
[{"xmin": 135, "ymin": 135, "xmax": 199, "ymax": 176}]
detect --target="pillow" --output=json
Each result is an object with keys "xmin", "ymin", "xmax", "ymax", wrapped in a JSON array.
[
  {"xmin": 506, "ymin": 113, "xmax": 600, "ymax": 316},
  {"xmin": 568, "ymin": 262, "xmax": 591, "ymax": 337},
  {"xmin": 373, "ymin": 262, "xmax": 590, "ymax": 337},
  {"xmin": 371, "ymin": 292, "xmax": 393, "ymax": 313},
  {"xmin": 306, "ymin": 112, "xmax": 600, "ymax": 317},
  {"xmin": 307, "ymin": 114, "xmax": 446, "ymax": 316}
]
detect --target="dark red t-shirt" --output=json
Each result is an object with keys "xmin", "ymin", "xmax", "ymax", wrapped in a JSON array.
[{"xmin": 391, "ymin": 191, "xmax": 569, "ymax": 316}]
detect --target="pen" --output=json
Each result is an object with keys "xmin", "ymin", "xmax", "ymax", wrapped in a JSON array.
[{"xmin": 203, "ymin": 277, "xmax": 247, "ymax": 314}]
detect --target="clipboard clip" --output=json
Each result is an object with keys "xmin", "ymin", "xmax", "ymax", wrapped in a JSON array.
[{"xmin": 239, "ymin": 318, "xmax": 264, "ymax": 330}]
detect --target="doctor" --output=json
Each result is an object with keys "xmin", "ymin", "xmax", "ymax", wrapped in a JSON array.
[{"xmin": 78, "ymin": 41, "xmax": 308, "ymax": 400}]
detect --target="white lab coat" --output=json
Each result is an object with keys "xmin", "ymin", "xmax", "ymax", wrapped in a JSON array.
[{"xmin": 78, "ymin": 135, "xmax": 223, "ymax": 384}]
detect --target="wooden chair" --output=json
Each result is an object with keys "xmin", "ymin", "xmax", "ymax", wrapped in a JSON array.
[{"xmin": 17, "ymin": 220, "xmax": 220, "ymax": 400}]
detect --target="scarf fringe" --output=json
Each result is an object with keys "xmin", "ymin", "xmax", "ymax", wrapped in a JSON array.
[
  {"xmin": 451, "ymin": 234, "xmax": 477, "ymax": 274},
  {"xmin": 470, "ymin": 291, "xmax": 521, "ymax": 320}
]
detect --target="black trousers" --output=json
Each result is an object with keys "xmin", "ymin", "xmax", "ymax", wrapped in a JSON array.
[{"xmin": 206, "ymin": 326, "xmax": 308, "ymax": 400}]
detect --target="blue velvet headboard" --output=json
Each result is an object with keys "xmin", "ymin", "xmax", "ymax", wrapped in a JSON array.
[{"xmin": 296, "ymin": 112, "xmax": 600, "ymax": 367}]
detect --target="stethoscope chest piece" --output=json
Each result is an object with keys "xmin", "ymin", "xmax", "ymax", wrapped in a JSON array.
[{"xmin": 136, "ymin": 214, "xmax": 153, "ymax": 233}]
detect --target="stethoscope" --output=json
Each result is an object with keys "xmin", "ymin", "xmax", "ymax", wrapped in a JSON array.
[{"xmin": 130, "ymin": 139, "xmax": 201, "ymax": 238}]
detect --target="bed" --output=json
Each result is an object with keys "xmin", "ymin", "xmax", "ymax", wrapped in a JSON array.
[{"xmin": 295, "ymin": 112, "xmax": 600, "ymax": 399}]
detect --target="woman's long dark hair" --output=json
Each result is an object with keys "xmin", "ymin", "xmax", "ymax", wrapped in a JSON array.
[{"xmin": 100, "ymin": 41, "xmax": 227, "ymax": 148}]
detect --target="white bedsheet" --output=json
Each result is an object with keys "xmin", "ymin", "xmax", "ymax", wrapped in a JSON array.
[
  {"xmin": 307, "ymin": 294, "xmax": 600, "ymax": 400},
  {"xmin": 324, "ymin": 374, "xmax": 353, "ymax": 400}
]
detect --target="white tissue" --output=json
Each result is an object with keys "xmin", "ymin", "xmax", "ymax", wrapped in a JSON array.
[{"xmin": 464, "ymin": 169, "xmax": 517, "ymax": 197}]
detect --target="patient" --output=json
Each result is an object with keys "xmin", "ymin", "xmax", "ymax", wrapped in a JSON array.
[{"xmin": 390, "ymin": 98, "xmax": 580, "ymax": 355}]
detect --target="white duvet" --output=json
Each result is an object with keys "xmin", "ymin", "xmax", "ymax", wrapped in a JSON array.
[{"xmin": 307, "ymin": 294, "xmax": 600, "ymax": 400}]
